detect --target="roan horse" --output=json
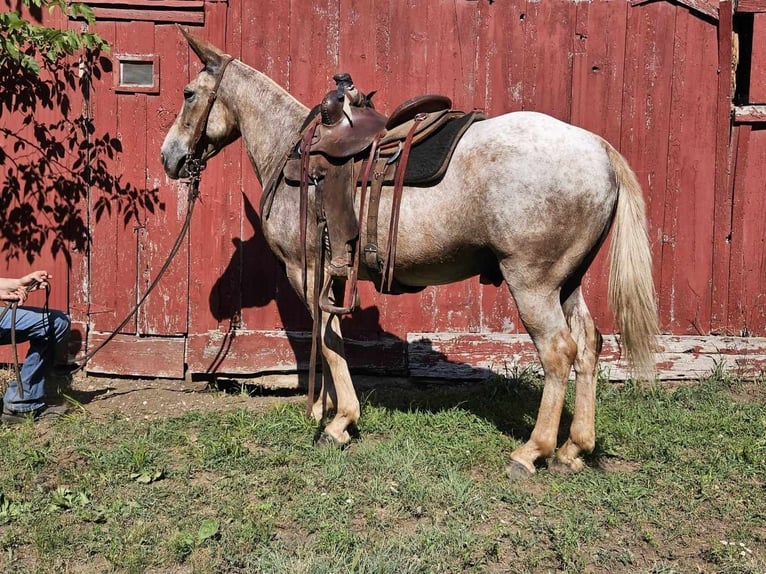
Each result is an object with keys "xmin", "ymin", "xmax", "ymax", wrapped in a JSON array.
[{"xmin": 161, "ymin": 29, "xmax": 658, "ymax": 479}]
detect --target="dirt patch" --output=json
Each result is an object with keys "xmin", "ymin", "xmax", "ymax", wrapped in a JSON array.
[{"xmin": 61, "ymin": 373, "xmax": 305, "ymax": 420}]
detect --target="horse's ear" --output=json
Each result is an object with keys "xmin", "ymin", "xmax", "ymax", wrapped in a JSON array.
[{"xmin": 177, "ymin": 25, "xmax": 223, "ymax": 69}]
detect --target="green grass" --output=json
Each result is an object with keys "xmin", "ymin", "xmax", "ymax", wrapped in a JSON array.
[{"xmin": 0, "ymin": 370, "xmax": 764, "ymax": 573}]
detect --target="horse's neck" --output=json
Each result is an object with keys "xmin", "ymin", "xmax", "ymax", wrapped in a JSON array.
[{"xmin": 228, "ymin": 63, "xmax": 308, "ymax": 193}]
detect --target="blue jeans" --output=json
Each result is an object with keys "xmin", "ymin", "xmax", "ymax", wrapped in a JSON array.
[{"xmin": 0, "ymin": 306, "xmax": 71, "ymax": 413}]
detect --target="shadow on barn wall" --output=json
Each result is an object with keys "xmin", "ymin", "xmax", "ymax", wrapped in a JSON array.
[
  {"xmin": 208, "ymin": 193, "xmax": 497, "ymax": 381},
  {"xmin": 0, "ymin": 4, "xmax": 161, "ymax": 265}
]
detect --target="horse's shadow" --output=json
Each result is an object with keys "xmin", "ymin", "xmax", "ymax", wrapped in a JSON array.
[
  {"xmin": 205, "ymin": 192, "xmax": 577, "ymax": 443},
  {"xmin": 208, "ymin": 192, "xmax": 497, "ymax": 377},
  {"xmin": 356, "ymin": 373, "xmax": 578, "ymax": 447}
]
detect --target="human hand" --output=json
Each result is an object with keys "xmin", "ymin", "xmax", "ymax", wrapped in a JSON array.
[
  {"xmin": 19, "ymin": 270, "xmax": 51, "ymax": 291},
  {"xmin": 0, "ymin": 286, "xmax": 30, "ymax": 303}
]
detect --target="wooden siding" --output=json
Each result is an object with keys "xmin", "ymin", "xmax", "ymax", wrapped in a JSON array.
[{"xmin": 2, "ymin": 0, "xmax": 766, "ymax": 380}]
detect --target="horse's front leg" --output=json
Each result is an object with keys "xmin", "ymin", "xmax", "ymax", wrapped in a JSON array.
[
  {"xmin": 310, "ymin": 361, "xmax": 335, "ymax": 422},
  {"xmin": 316, "ymin": 309, "xmax": 360, "ymax": 446}
]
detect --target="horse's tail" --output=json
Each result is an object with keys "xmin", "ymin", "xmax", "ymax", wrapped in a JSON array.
[{"xmin": 603, "ymin": 141, "xmax": 659, "ymax": 380}]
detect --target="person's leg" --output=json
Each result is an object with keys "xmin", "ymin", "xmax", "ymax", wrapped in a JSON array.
[{"xmin": 1, "ymin": 306, "xmax": 71, "ymax": 413}]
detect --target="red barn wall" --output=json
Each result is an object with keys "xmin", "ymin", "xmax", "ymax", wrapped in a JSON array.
[{"xmin": 2, "ymin": 0, "xmax": 766, "ymax": 380}]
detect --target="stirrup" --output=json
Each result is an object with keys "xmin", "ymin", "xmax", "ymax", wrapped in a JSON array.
[{"xmin": 318, "ymin": 270, "xmax": 359, "ymax": 314}]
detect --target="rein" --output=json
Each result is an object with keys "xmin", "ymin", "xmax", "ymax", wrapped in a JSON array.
[{"xmin": 71, "ymin": 56, "xmax": 235, "ymax": 373}]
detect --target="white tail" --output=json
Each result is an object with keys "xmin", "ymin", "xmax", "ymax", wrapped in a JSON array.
[{"xmin": 604, "ymin": 141, "xmax": 659, "ymax": 380}]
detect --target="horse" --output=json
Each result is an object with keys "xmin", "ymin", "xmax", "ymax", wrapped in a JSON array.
[{"xmin": 160, "ymin": 28, "xmax": 658, "ymax": 479}]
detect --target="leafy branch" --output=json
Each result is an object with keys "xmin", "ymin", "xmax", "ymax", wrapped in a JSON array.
[{"xmin": 0, "ymin": 0, "xmax": 163, "ymax": 263}]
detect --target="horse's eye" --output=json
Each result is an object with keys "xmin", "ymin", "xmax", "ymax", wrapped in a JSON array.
[{"xmin": 183, "ymin": 88, "xmax": 195, "ymax": 101}]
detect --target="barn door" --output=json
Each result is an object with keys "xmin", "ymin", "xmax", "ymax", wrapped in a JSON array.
[{"xmin": 82, "ymin": 3, "xmax": 212, "ymax": 377}]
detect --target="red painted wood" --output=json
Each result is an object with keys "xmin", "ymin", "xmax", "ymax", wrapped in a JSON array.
[
  {"xmin": 727, "ymin": 126, "xmax": 766, "ymax": 334},
  {"xmin": 474, "ymin": 0, "xmax": 524, "ymax": 115},
  {"xmin": 89, "ymin": 0, "xmax": 203, "ymax": 7},
  {"xmin": 186, "ymin": 330, "xmax": 405, "ymax": 374},
  {"xmin": 735, "ymin": 129, "xmax": 766, "ymax": 333},
  {"xmin": 86, "ymin": 20, "xmax": 141, "ymax": 337},
  {"xmin": 661, "ymin": 11, "xmax": 719, "ymax": 335},
  {"xmin": 86, "ymin": 333, "xmax": 185, "ymax": 378},
  {"xmin": 521, "ymin": 1, "xmax": 576, "ymax": 121},
  {"xmin": 750, "ymin": 14, "xmax": 766, "ymax": 103},
  {"xmin": 620, "ymin": 2, "xmax": 676, "ymax": 334},
  {"xmin": 736, "ymin": 0, "xmax": 766, "ymax": 12},
  {"xmin": 570, "ymin": 1, "xmax": 629, "ymax": 332},
  {"xmin": 711, "ymin": 0, "xmax": 734, "ymax": 333},
  {"xmin": 140, "ymin": 24, "xmax": 189, "ymax": 337},
  {"xmin": 114, "ymin": 20, "xmax": 153, "ymax": 336},
  {"xmin": 90, "ymin": 8, "xmax": 204, "ymax": 24}
]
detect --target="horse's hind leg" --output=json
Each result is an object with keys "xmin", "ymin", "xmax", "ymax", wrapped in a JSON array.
[
  {"xmin": 506, "ymin": 287, "xmax": 577, "ymax": 479},
  {"xmin": 550, "ymin": 285, "xmax": 602, "ymax": 474}
]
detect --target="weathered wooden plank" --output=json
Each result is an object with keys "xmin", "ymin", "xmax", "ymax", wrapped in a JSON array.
[
  {"xmin": 139, "ymin": 24, "xmax": 190, "ymax": 337},
  {"xmin": 734, "ymin": 105, "xmax": 766, "ymax": 122},
  {"xmin": 620, "ymin": 2, "xmax": 676, "ymax": 333},
  {"xmin": 630, "ymin": 0, "xmax": 719, "ymax": 20},
  {"xmin": 728, "ymin": 126, "xmax": 766, "ymax": 334},
  {"xmin": 736, "ymin": 0, "xmax": 766, "ymax": 13},
  {"xmin": 90, "ymin": 8, "xmax": 204, "ymax": 23},
  {"xmin": 424, "ymin": 0, "xmax": 478, "ymax": 110},
  {"xmin": 87, "ymin": 0, "xmax": 204, "ymax": 7},
  {"xmin": 473, "ymin": 0, "xmax": 523, "ymax": 115},
  {"xmin": 85, "ymin": 21, "xmax": 140, "ymax": 336},
  {"xmin": 725, "ymin": 125, "xmax": 752, "ymax": 332},
  {"xmin": 338, "ymin": 0, "xmax": 378, "ymax": 91},
  {"xmin": 407, "ymin": 333, "xmax": 766, "ymax": 380},
  {"xmin": 289, "ymin": 0, "xmax": 339, "ymax": 106},
  {"xmin": 570, "ymin": 1, "xmax": 629, "ymax": 331},
  {"xmin": 661, "ymin": 8, "xmax": 718, "ymax": 334},
  {"xmin": 385, "ymin": 0, "xmax": 428, "ymax": 111},
  {"xmin": 115, "ymin": 21, "xmax": 154, "ymax": 336},
  {"xmin": 85, "ymin": 333, "xmax": 185, "ymax": 378},
  {"xmin": 186, "ymin": 330, "xmax": 406, "ymax": 374},
  {"xmin": 521, "ymin": 1, "xmax": 576, "ymax": 121},
  {"xmin": 711, "ymin": 0, "xmax": 734, "ymax": 333}
]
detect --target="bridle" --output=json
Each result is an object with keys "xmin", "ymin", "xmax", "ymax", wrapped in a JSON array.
[
  {"xmin": 71, "ymin": 55, "xmax": 236, "ymax": 372},
  {"xmin": 184, "ymin": 56, "xmax": 236, "ymax": 180}
]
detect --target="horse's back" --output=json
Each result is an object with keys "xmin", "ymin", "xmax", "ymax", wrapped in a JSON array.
[
  {"xmin": 392, "ymin": 111, "xmax": 620, "ymax": 286},
  {"xmin": 457, "ymin": 111, "xmax": 614, "ymax": 183}
]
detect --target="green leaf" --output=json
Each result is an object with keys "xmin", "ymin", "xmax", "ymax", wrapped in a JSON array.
[
  {"xmin": 197, "ymin": 519, "xmax": 220, "ymax": 543},
  {"xmin": 130, "ymin": 469, "xmax": 164, "ymax": 484}
]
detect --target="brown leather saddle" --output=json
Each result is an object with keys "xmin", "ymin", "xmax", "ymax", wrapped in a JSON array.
[{"xmin": 283, "ymin": 73, "xmax": 485, "ymax": 315}]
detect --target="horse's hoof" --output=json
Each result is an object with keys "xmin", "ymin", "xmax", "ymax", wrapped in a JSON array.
[
  {"xmin": 549, "ymin": 456, "xmax": 585, "ymax": 475},
  {"xmin": 314, "ymin": 431, "xmax": 348, "ymax": 449},
  {"xmin": 504, "ymin": 460, "xmax": 534, "ymax": 481}
]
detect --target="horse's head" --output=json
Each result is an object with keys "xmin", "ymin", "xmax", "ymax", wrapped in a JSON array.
[{"xmin": 160, "ymin": 27, "xmax": 240, "ymax": 179}]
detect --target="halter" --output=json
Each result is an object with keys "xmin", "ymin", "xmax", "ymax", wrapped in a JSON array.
[{"xmin": 185, "ymin": 55, "xmax": 235, "ymax": 181}]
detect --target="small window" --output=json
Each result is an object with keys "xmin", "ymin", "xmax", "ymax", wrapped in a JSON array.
[{"xmin": 114, "ymin": 54, "xmax": 160, "ymax": 94}]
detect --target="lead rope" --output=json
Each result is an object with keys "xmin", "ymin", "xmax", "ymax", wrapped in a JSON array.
[{"xmin": 72, "ymin": 172, "xmax": 201, "ymax": 373}]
